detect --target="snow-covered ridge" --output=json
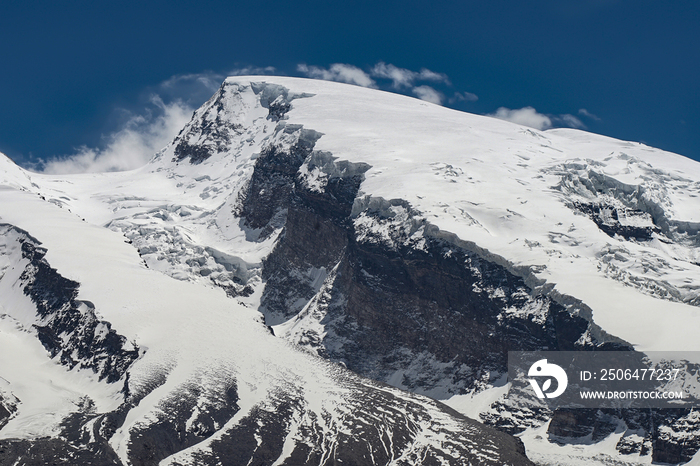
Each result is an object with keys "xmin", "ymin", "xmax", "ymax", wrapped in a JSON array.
[
  {"xmin": 0, "ymin": 172, "xmax": 532, "ymax": 465},
  {"xmin": 235, "ymin": 76, "xmax": 700, "ymax": 353},
  {"xmin": 0, "ymin": 221, "xmax": 141, "ymax": 371},
  {"xmin": 2, "ymin": 76, "xmax": 700, "ymax": 464},
  {"xmin": 0, "ymin": 80, "xmax": 537, "ymax": 465}
]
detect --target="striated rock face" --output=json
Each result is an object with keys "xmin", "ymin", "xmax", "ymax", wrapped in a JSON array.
[
  {"xmin": 125, "ymin": 393, "xmax": 240, "ymax": 464},
  {"xmin": 171, "ymin": 374, "xmax": 533, "ymax": 466},
  {"xmin": 235, "ymin": 126, "xmax": 324, "ymax": 240},
  {"xmin": 241, "ymin": 139, "xmax": 614, "ymax": 400},
  {"xmin": 653, "ymin": 409, "xmax": 700, "ymax": 464}
]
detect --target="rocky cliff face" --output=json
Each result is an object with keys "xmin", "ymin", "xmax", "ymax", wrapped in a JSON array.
[
  {"xmin": 0, "ymin": 83, "xmax": 536, "ymax": 465},
  {"xmin": 217, "ymin": 84, "xmax": 612, "ymax": 402},
  {"xmin": 147, "ymin": 80, "xmax": 700, "ymax": 464},
  {"xmin": 0, "ymin": 224, "xmax": 139, "ymax": 383},
  {"xmin": 209, "ymin": 80, "xmax": 700, "ymax": 463},
  {"xmin": 256, "ymin": 178, "xmax": 604, "ymax": 393}
]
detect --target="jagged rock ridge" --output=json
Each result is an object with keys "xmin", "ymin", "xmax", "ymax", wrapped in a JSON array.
[{"xmin": 0, "ymin": 223, "xmax": 139, "ymax": 383}]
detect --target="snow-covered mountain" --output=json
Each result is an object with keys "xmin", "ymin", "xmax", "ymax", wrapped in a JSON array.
[{"xmin": 1, "ymin": 76, "xmax": 700, "ymax": 465}]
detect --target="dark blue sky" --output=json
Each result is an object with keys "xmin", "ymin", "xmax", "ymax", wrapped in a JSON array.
[{"xmin": 2, "ymin": 0, "xmax": 699, "ymax": 170}]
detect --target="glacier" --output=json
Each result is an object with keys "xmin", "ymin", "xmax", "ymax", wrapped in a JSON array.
[{"xmin": 1, "ymin": 76, "xmax": 700, "ymax": 464}]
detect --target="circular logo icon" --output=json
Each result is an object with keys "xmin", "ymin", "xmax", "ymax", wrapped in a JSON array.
[{"xmin": 528, "ymin": 359, "xmax": 568, "ymax": 399}]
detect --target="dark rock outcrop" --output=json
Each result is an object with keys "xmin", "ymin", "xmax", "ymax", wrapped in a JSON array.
[
  {"xmin": 126, "ymin": 381, "xmax": 239, "ymax": 466},
  {"xmin": 0, "ymin": 224, "xmax": 139, "ymax": 383},
  {"xmin": 17, "ymin": 232, "xmax": 140, "ymax": 383},
  {"xmin": 240, "ymin": 148, "xmax": 608, "ymax": 397},
  {"xmin": 231, "ymin": 116, "xmax": 699, "ymax": 462},
  {"xmin": 178, "ymin": 375, "xmax": 534, "ymax": 466},
  {"xmin": 571, "ymin": 201, "xmax": 660, "ymax": 241}
]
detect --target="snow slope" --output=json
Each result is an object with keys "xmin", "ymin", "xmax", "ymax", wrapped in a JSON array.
[
  {"xmin": 245, "ymin": 77, "xmax": 700, "ymax": 354},
  {"xmin": 24, "ymin": 77, "xmax": 700, "ymax": 354},
  {"xmin": 2, "ymin": 76, "xmax": 700, "ymax": 465},
  {"xmin": 0, "ymin": 173, "xmax": 529, "ymax": 465}
]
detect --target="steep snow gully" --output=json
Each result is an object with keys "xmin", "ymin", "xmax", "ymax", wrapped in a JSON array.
[{"xmin": 2, "ymin": 77, "xmax": 700, "ymax": 465}]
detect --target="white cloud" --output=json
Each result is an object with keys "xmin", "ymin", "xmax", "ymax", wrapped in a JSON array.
[
  {"xmin": 370, "ymin": 62, "xmax": 450, "ymax": 88},
  {"xmin": 370, "ymin": 62, "xmax": 415, "ymax": 88},
  {"xmin": 490, "ymin": 107, "xmax": 590, "ymax": 130},
  {"xmin": 39, "ymin": 66, "xmax": 279, "ymax": 174},
  {"xmin": 160, "ymin": 72, "xmax": 224, "ymax": 94},
  {"xmin": 160, "ymin": 67, "xmax": 277, "ymax": 95},
  {"xmin": 578, "ymin": 108, "xmax": 601, "ymax": 121},
  {"xmin": 417, "ymin": 68, "xmax": 451, "ymax": 85},
  {"xmin": 42, "ymin": 96, "xmax": 193, "ymax": 174},
  {"xmin": 297, "ymin": 63, "xmax": 376, "ymax": 88},
  {"xmin": 557, "ymin": 114, "xmax": 586, "ymax": 129},
  {"xmin": 412, "ymin": 86, "xmax": 444, "ymax": 105},
  {"xmin": 449, "ymin": 91, "xmax": 479, "ymax": 103},
  {"xmin": 295, "ymin": 62, "xmax": 463, "ymax": 109},
  {"xmin": 489, "ymin": 107, "xmax": 553, "ymax": 130},
  {"xmin": 227, "ymin": 65, "xmax": 277, "ymax": 76}
]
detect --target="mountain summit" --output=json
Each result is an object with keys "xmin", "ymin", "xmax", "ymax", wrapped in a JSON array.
[{"xmin": 1, "ymin": 77, "xmax": 700, "ymax": 465}]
